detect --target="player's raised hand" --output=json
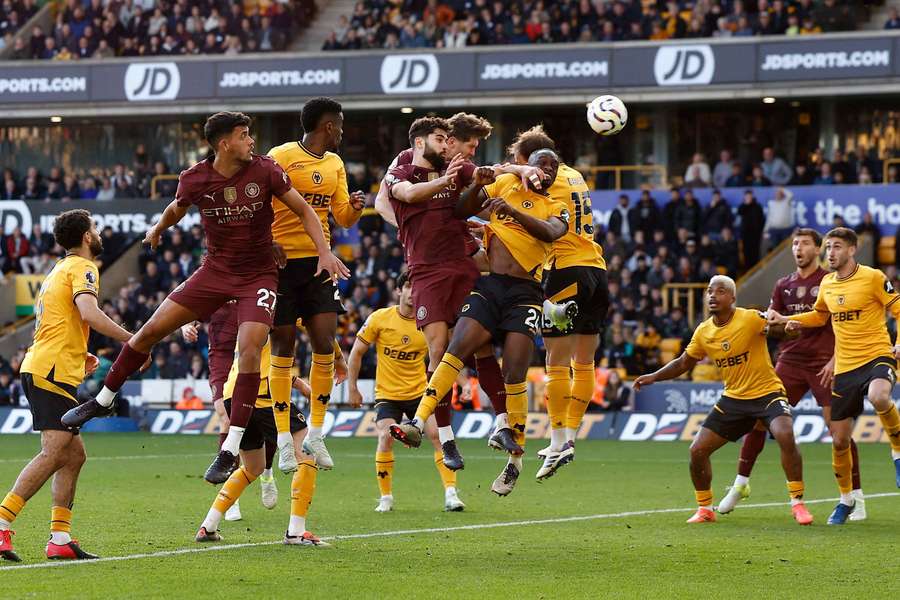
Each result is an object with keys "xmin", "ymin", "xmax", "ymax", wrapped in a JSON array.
[
  {"xmin": 520, "ymin": 165, "xmax": 549, "ymax": 190},
  {"xmin": 85, "ymin": 353, "xmax": 100, "ymax": 376},
  {"xmin": 349, "ymin": 190, "xmax": 366, "ymax": 211},
  {"xmin": 143, "ymin": 226, "xmax": 162, "ymax": 251},
  {"xmin": 483, "ymin": 197, "xmax": 514, "ymax": 220},
  {"xmin": 271, "ymin": 242, "xmax": 287, "ymax": 269},
  {"xmin": 766, "ymin": 309, "xmax": 787, "ymax": 324},
  {"xmin": 316, "ymin": 251, "xmax": 351, "ymax": 281},
  {"xmin": 348, "ymin": 386, "xmax": 363, "ymax": 408},
  {"xmin": 444, "ymin": 153, "xmax": 466, "ymax": 183},
  {"xmin": 180, "ymin": 322, "xmax": 199, "ymax": 343},
  {"xmin": 632, "ymin": 374, "xmax": 655, "ymax": 391},
  {"xmin": 473, "ymin": 166, "xmax": 495, "ymax": 186}
]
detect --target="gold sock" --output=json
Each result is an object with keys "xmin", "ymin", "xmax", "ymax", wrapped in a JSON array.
[
  {"xmin": 212, "ymin": 466, "xmax": 256, "ymax": 513},
  {"xmin": 567, "ymin": 361, "xmax": 595, "ymax": 431},
  {"xmin": 270, "ymin": 354, "xmax": 294, "ymax": 435},
  {"xmin": 291, "ymin": 459, "xmax": 318, "ymax": 518},
  {"xmin": 415, "ymin": 353, "xmax": 464, "ymax": 422},
  {"xmin": 832, "ymin": 446, "xmax": 853, "ymax": 494},
  {"xmin": 545, "ymin": 365, "xmax": 570, "ymax": 431},
  {"xmin": 787, "ymin": 480, "xmax": 804, "ymax": 501},
  {"xmin": 434, "ymin": 451, "xmax": 457, "ymax": 489},
  {"xmin": 50, "ymin": 506, "xmax": 72, "ymax": 535},
  {"xmin": 309, "ymin": 352, "xmax": 335, "ymax": 428},
  {"xmin": 506, "ymin": 381, "xmax": 528, "ymax": 447},
  {"xmin": 876, "ymin": 404, "xmax": 900, "ymax": 451},
  {"xmin": 695, "ymin": 489, "xmax": 713, "ymax": 507},
  {"xmin": 376, "ymin": 451, "xmax": 394, "ymax": 496},
  {"xmin": 0, "ymin": 492, "xmax": 24, "ymax": 524}
]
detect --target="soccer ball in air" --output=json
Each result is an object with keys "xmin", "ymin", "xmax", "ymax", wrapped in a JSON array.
[{"xmin": 587, "ymin": 95, "xmax": 628, "ymax": 136}]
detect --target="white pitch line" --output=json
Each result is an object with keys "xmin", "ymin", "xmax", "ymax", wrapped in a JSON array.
[{"xmin": 2, "ymin": 492, "xmax": 898, "ymax": 572}]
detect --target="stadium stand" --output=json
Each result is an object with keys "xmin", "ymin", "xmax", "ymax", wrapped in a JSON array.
[{"xmin": 322, "ymin": 0, "xmax": 872, "ymax": 51}]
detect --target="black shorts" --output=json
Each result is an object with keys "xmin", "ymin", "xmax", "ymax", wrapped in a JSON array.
[
  {"xmin": 273, "ymin": 257, "xmax": 346, "ymax": 327},
  {"xmin": 458, "ymin": 273, "xmax": 543, "ymax": 340},
  {"xmin": 374, "ymin": 398, "xmax": 421, "ymax": 422},
  {"xmin": 21, "ymin": 372, "xmax": 80, "ymax": 434},
  {"xmin": 542, "ymin": 266, "xmax": 609, "ymax": 337},
  {"xmin": 702, "ymin": 392, "xmax": 792, "ymax": 442},
  {"xmin": 831, "ymin": 356, "xmax": 897, "ymax": 422},
  {"xmin": 223, "ymin": 399, "xmax": 306, "ymax": 451}
]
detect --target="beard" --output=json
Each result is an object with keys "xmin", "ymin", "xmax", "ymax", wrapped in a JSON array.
[
  {"xmin": 89, "ymin": 238, "xmax": 103, "ymax": 257},
  {"xmin": 423, "ymin": 144, "xmax": 446, "ymax": 171}
]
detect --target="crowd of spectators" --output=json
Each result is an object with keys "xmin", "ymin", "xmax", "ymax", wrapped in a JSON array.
[
  {"xmin": 3, "ymin": 0, "xmax": 313, "ymax": 60},
  {"xmin": 0, "ymin": 0, "xmax": 39, "ymax": 50},
  {"xmin": 323, "ymin": 0, "xmax": 865, "ymax": 51}
]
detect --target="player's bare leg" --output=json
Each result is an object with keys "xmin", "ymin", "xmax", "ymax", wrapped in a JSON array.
[
  {"xmin": 687, "ymin": 427, "xmax": 728, "ymax": 523},
  {"xmin": 284, "ymin": 427, "xmax": 330, "ymax": 547},
  {"xmin": 768, "ymin": 416, "xmax": 812, "ymax": 525},
  {"xmin": 478, "ymin": 343, "xmax": 523, "ymax": 455},
  {"xmin": 300, "ymin": 312, "xmax": 339, "ymax": 469},
  {"xmin": 489, "ymin": 332, "xmax": 533, "ymax": 493},
  {"xmin": 62, "ymin": 298, "xmax": 199, "ymax": 427},
  {"xmin": 205, "ymin": 321, "xmax": 268, "ymax": 484}
]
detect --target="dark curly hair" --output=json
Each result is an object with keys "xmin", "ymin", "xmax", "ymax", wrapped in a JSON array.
[
  {"xmin": 203, "ymin": 111, "xmax": 252, "ymax": 148},
  {"xmin": 53, "ymin": 209, "xmax": 93, "ymax": 250},
  {"xmin": 301, "ymin": 97, "xmax": 343, "ymax": 133}
]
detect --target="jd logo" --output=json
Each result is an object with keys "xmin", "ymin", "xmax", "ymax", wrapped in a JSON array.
[
  {"xmin": 125, "ymin": 62, "xmax": 181, "ymax": 101},
  {"xmin": 0, "ymin": 200, "xmax": 33, "ymax": 236},
  {"xmin": 653, "ymin": 45, "xmax": 714, "ymax": 86},
  {"xmin": 380, "ymin": 55, "xmax": 439, "ymax": 94}
]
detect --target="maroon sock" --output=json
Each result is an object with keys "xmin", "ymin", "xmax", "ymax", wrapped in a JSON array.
[
  {"xmin": 475, "ymin": 355, "xmax": 506, "ymax": 415},
  {"xmin": 850, "ymin": 438, "xmax": 861, "ymax": 490},
  {"xmin": 103, "ymin": 342, "xmax": 150, "ymax": 392},
  {"xmin": 218, "ymin": 432, "xmax": 227, "ymax": 450},
  {"xmin": 265, "ymin": 438, "xmax": 276, "ymax": 470},
  {"xmin": 737, "ymin": 428, "xmax": 767, "ymax": 477},
  {"xmin": 229, "ymin": 372, "xmax": 260, "ymax": 428}
]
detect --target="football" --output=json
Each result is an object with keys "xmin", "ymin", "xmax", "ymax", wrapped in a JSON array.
[{"xmin": 587, "ymin": 95, "xmax": 628, "ymax": 136}]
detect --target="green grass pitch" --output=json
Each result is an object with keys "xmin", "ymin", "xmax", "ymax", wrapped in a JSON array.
[{"xmin": 1, "ymin": 434, "xmax": 898, "ymax": 598}]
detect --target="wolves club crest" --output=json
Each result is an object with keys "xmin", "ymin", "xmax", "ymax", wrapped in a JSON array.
[{"xmin": 721, "ymin": 340, "xmax": 731, "ymax": 352}]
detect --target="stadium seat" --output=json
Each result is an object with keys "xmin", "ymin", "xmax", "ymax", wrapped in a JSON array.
[{"xmin": 878, "ymin": 237, "xmax": 895, "ymax": 267}]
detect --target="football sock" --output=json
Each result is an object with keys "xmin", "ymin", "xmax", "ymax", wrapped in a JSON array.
[
  {"xmin": 101, "ymin": 342, "xmax": 150, "ymax": 399},
  {"xmin": 509, "ymin": 455, "xmax": 523, "ymax": 470},
  {"xmin": 262, "ymin": 468, "xmax": 273, "ymax": 480},
  {"xmin": 229, "ymin": 372, "xmax": 260, "ymax": 429},
  {"xmin": 565, "ymin": 427, "xmax": 577, "ymax": 442},
  {"xmin": 264, "ymin": 438, "xmax": 276, "ymax": 471},
  {"xmin": 0, "ymin": 492, "xmax": 24, "ymax": 528},
  {"xmin": 270, "ymin": 355, "xmax": 294, "ymax": 436},
  {"xmin": 566, "ymin": 361, "xmax": 594, "ymax": 432},
  {"xmin": 474, "ymin": 355, "xmax": 506, "ymax": 415},
  {"xmin": 832, "ymin": 446, "xmax": 853, "ymax": 496},
  {"xmin": 506, "ymin": 381, "xmax": 528, "ymax": 448},
  {"xmin": 289, "ymin": 459, "xmax": 317, "ymax": 536},
  {"xmin": 850, "ymin": 439, "xmax": 862, "ymax": 491},
  {"xmin": 50, "ymin": 506, "xmax": 72, "ymax": 545},
  {"xmin": 203, "ymin": 466, "xmax": 255, "ymax": 531},
  {"xmin": 695, "ymin": 489, "xmax": 713, "ymax": 507},
  {"xmin": 876, "ymin": 404, "xmax": 900, "ymax": 453},
  {"xmin": 738, "ymin": 428, "xmax": 767, "ymax": 477},
  {"xmin": 550, "ymin": 428, "xmax": 567, "ymax": 451},
  {"xmin": 545, "ymin": 365, "xmax": 570, "ymax": 449},
  {"xmin": 416, "ymin": 354, "xmax": 464, "ymax": 423},
  {"xmin": 494, "ymin": 412, "xmax": 509, "ymax": 433},
  {"xmin": 786, "ymin": 481, "xmax": 804, "ymax": 506},
  {"xmin": 434, "ymin": 451, "xmax": 457, "ymax": 489},
  {"xmin": 221, "ymin": 426, "xmax": 245, "ymax": 456},
  {"xmin": 376, "ymin": 451, "xmax": 394, "ymax": 496},
  {"xmin": 733, "ymin": 474, "xmax": 750, "ymax": 487},
  {"xmin": 309, "ymin": 352, "xmax": 335, "ymax": 429}
]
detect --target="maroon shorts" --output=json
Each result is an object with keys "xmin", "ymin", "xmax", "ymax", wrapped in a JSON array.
[
  {"xmin": 775, "ymin": 360, "xmax": 831, "ymax": 407},
  {"xmin": 169, "ymin": 263, "xmax": 278, "ymax": 327},
  {"xmin": 409, "ymin": 259, "xmax": 480, "ymax": 329}
]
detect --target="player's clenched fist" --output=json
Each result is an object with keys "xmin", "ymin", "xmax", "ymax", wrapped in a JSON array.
[
  {"xmin": 483, "ymin": 197, "xmax": 514, "ymax": 220},
  {"xmin": 349, "ymin": 190, "xmax": 366, "ymax": 211},
  {"xmin": 473, "ymin": 166, "xmax": 495, "ymax": 186}
]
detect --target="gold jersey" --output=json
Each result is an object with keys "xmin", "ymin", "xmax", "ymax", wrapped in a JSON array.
[
  {"xmin": 357, "ymin": 306, "xmax": 427, "ymax": 401},
  {"xmin": 685, "ymin": 307, "xmax": 785, "ymax": 400},
  {"xmin": 268, "ymin": 141, "xmax": 360, "ymax": 259},
  {"xmin": 222, "ymin": 339, "xmax": 272, "ymax": 408},
  {"xmin": 483, "ymin": 173, "xmax": 569, "ymax": 281},
  {"xmin": 547, "ymin": 164, "xmax": 606, "ymax": 270},
  {"xmin": 21, "ymin": 254, "xmax": 99, "ymax": 387},
  {"xmin": 793, "ymin": 264, "xmax": 900, "ymax": 374}
]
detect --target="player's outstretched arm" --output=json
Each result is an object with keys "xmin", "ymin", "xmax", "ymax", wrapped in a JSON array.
[
  {"xmin": 75, "ymin": 293, "xmax": 132, "ymax": 343},
  {"xmin": 277, "ymin": 187, "xmax": 350, "ymax": 280},
  {"xmin": 392, "ymin": 154, "xmax": 466, "ymax": 204},
  {"xmin": 374, "ymin": 181, "xmax": 399, "ymax": 227},
  {"xmin": 768, "ymin": 308, "xmax": 828, "ymax": 329},
  {"xmin": 144, "ymin": 200, "xmax": 189, "ymax": 250},
  {"xmin": 484, "ymin": 198, "xmax": 567, "ymax": 242},
  {"xmin": 346, "ymin": 337, "xmax": 370, "ymax": 408},
  {"xmin": 455, "ymin": 167, "xmax": 495, "ymax": 219},
  {"xmin": 633, "ymin": 352, "xmax": 698, "ymax": 391},
  {"xmin": 493, "ymin": 163, "xmax": 550, "ymax": 190}
]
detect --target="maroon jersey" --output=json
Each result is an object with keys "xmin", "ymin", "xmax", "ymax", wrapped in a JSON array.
[
  {"xmin": 770, "ymin": 267, "xmax": 834, "ymax": 367},
  {"xmin": 385, "ymin": 160, "xmax": 476, "ymax": 268},
  {"xmin": 175, "ymin": 154, "xmax": 292, "ymax": 276}
]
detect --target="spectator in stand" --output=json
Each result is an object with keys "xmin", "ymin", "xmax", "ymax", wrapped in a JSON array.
[
  {"xmin": 831, "ymin": 149, "xmax": 855, "ymax": 183},
  {"xmin": 3, "ymin": 226, "xmax": 30, "ymax": 273},
  {"xmin": 714, "ymin": 227, "xmax": 740, "ymax": 276},
  {"xmin": 855, "ymin": 212, "xmax": 881, "ymax": 250},
  {"xmin": 749, "ymin": 165, "xmax": 772, "ymax": 187},
  {"xmin": 790, "ymin": 163, "xmax": 814, "ymax": 185},
  {"xmin": 702, "ymin": 190, "xmax": 733, "ymax": 239},
  {"xmin": 725, "ymin": 162, "xmax": 748, "ymax": 187},
  {"xmin": 661, "ymin": 189, "xmax": 682, "ymax": 242},
  {"xmin": 630, "ymin": 190, "xmax": 660, "ymax": 240},
  {"xmin": 886, "ymin": 7, "xmax": 900, "ymax": 29},
  {"xmin": 683, "ymin": 152, "xmax": 711, "ymax": 187},
  {"xmin": 814, "ymin": 161, "xmax": 835, "ymax": 185},
  {"xmin": 607, "ymin": 193, "xmax": 633, "ymax": 242},
  {"xmin": 599, "ymin": 370, "xmax": 632, "ymax": 412},
  {"xmin": 760, "ymin": 147, "xmax": 792, "ymax": 185},
  {"xmin": 674, "ymin": 190, "xmax": 702, "ymax": 238},
  {"xmin": 713, "ymin": 150, "xmax": 734, "ymax": 189},
  {"xmin": 763, "ymin": 187, "xmax": 795, "ymax": 249},
  {"xmin": 175, "ymin": 386, "xmax": 204, "ymax": 410},
  {"xmin": 738, "ymin": 190, "xmax": 765, "ymax": 268}
]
